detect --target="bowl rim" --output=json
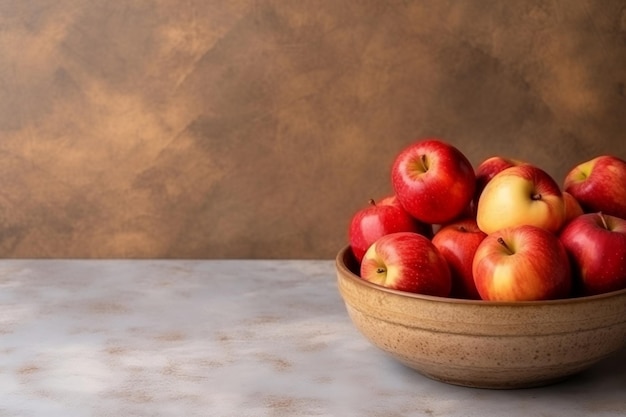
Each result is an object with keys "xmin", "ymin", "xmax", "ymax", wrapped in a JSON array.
[{"xmin": 336, "ymin": 245, "xmax": 626, "ymax": 307}]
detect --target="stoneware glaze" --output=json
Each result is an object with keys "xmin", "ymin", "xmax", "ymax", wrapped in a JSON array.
[{"xmin": 335, "ymin": 245, "xmax": 626, "ymax": 389}]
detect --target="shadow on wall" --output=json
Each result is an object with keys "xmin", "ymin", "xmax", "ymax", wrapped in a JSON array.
[{"xmin": 0, "ymin": 0, "xmax": 625, "ymax": 259}]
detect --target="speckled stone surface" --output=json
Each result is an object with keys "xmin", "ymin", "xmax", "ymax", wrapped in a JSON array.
[{"xmin": 0, "ymin": 259, "xmax": 625, "ymax": 416}]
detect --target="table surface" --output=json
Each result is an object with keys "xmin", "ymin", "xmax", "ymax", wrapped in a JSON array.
[{"xmin": 1, "ymin": 259, "xmax": 625, "ymax": 417}]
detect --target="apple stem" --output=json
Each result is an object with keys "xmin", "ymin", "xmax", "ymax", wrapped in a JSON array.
[
  {"xmin": 458, "ymin": 226, "xmax": 467, "ymax": 233},
  {"xmin": 376, "ymin": 268, "xmax": 386, "ymax": 274},
  {"xmin": 368, "ymin": 198, "xmax": 376, "ymax": 206},
  {"xmin": 497, "ymin": 237, "xmax": 513, "ymax": 254},
  {"xmin": 598, "ymin": 212, "xmax": 609, "ymax": 230},
  {"xmin": 531, "ymin": 193, "xmax": 542, "ymax": 201}
]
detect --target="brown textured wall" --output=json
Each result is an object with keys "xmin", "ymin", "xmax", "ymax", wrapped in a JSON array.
[{"xmin": 1, "ymin": 0, "xmax": 625, "ymax": 259}]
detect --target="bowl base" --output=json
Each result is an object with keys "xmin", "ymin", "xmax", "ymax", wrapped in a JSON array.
[
  {"xmin": 396, "ymin": 359, "xmax": 580, "ymax": 389},
  {"xmin": 416, "ymin": 369, "xmax": 574, "ymax": 390}
]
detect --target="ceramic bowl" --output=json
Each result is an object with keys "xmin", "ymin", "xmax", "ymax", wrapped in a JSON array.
[{"xmin": 335, "ymin": 245, "xmax": 626, "ymax": 389}]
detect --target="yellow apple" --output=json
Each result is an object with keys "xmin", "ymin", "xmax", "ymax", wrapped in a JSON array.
[{"xmin": 476, "ymin": 165, "xmax": 566, "ymax": 234}]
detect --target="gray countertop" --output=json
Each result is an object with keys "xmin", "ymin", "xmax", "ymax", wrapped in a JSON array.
[{"xmin": 1, "ymin": 259, "xmax": 624, "ymax": 416}]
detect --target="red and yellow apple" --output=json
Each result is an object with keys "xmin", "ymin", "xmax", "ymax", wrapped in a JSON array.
[
  {"xmin": 360, "ymin": 232, "xmax": 451, "ymax": 296},
  {"xmin": 472, "ymin": 225, "xmax": 572, "ymax": 301},
  {"xmin": 563, "ymin": 155, "xmax": 626, "ymax": 220},
  {"xmin": 559, "ymin": 212, "xmax": 626, "ymax": 296},
  {"xmin": 476, "ymin": 164, "xmax": 566, "ymax": 234},
  {"xmin": 348, "ymin": 196, "xmax": 431, "ymax": 263},
  {"xmin": 391, "ymin": 139, "xmax": 475, "ymax": 224},
  {"xmin": 432, "ymin": 218, "xmax": 487, "ymax": 299}
]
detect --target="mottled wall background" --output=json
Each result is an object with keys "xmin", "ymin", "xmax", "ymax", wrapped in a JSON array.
[{"xmin": 0, "ymin": 0, "xmax": 625, "ymax": 259}]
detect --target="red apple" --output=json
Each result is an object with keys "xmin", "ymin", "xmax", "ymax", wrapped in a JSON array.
[
  {"xmin": 474, "ymin": 156, "xmax": 526, "ymax": 200},
  {"xmin": 472, "ymin": 225, "xmax": 572, "ymax": 301},
  {"xmin": 562, "ymin": 191, "xmax": 584, "ymax": 226},
  {"xmin": 563, "ymin": 155, "xmax": 626, "ymax": 220},
  {"xmin": 360, "ymin": 232, "xmax": 451, "ymax": 296},
  {"xmin": 476, "ymin": 164, "xmax": 566, "ymax": 234},
  {"xmin": 559, "ymin": 212, "xmax": 626, "ymax": 296},
  {"xmin": 431, "ymin": 218, "xmax": 487, "ymax": 299},
  {"xmin": 391, "ymin": 138, "xmax": 475, "ymax": 224},
  {"xmin": 348, "ymin": 197, "xmax": 431, "ymax": 263},
  {"xmin": 379, "ymin": 195, "xmax": 435, "ymax": 238}
]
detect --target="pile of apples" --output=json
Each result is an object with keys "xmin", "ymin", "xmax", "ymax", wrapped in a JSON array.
[{"xmin": 348, "ymin": 138, "xmax": 626, "ymax": 301}]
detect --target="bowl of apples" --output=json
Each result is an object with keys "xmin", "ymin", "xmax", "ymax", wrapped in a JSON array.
[{"xmin": 337, "ymin": 138, "xmax": 626, "ymax": 389}]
